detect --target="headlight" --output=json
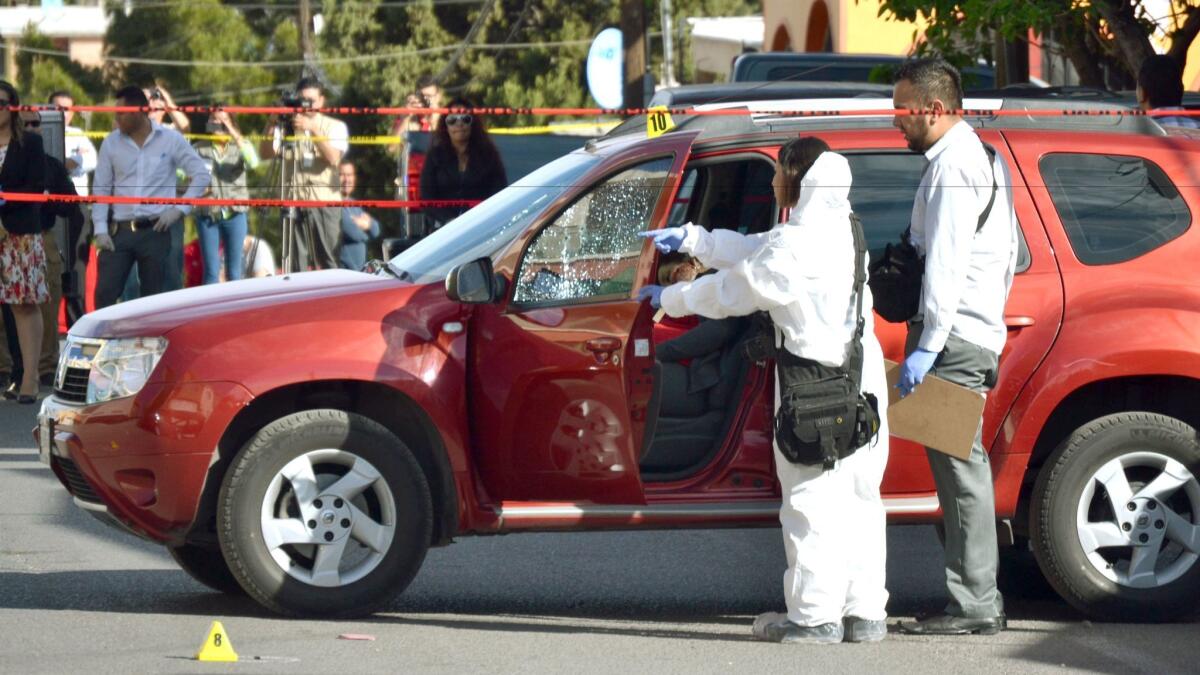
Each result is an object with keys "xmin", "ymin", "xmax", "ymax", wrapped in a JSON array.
[{"xmin": 87, "ymin": 337, "xmax": 169, "ymax": 404}]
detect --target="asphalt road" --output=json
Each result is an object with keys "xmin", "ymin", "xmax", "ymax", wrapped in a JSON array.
[{"xmin": 2, "ymin": 396, "xmax": 1197, "ymax": 674}]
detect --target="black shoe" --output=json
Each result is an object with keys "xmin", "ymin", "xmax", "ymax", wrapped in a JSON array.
[
  {"xmin": 897, "ymin": 613, "xmax": 1006, "ymax": 636},
  {"xmin": 2, "ymin": 382, "xmax": 16, "ymax": 400},
  {"xmin": 17, "ymin": 394, "xmax": 37, "ymax": 405}
]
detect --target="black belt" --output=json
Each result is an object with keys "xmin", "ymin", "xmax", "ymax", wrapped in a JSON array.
[{"xmin": 110, "ymin": 217, "xmax": 157, "ymax": 233}]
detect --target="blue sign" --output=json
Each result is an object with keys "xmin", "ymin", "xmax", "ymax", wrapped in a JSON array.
[{"xmin": 586, "ymin": 28, "xmax": 624, "ymax": 110}]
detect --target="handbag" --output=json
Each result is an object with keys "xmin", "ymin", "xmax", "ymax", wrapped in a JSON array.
[{"xmin": 868, "ymin": 143, "xmax": 998, "ymax": 323}]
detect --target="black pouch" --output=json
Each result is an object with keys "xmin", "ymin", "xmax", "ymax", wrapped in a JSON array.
[
  {"xmin": 869, "ymin": 143, "xmax": 999, "ymax": 324},
  {"xmin": 775, "ymin": 376, "xmax": 859, "ymax": 469},
  {"xmin": 867, "ymin": 228, "xmax": 923, "ymax": 323}
]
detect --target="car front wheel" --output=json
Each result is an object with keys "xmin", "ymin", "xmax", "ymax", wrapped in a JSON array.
[
  {"xmin": 218, "ymin": 409, "xmax": 433, "ymax": 617},
  {"xmin": 1031, "ymin": 412, "xmax": 1200, "ymax": 621}
]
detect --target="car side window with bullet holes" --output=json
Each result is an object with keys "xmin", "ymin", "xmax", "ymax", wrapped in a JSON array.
[{"xmin": 513, "ymin": 157, "xmax": 673, "ymax": 306}]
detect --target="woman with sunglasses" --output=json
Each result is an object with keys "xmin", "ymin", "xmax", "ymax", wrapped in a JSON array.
[
  {"xmin": 418, "ymin": 97, "xmax": 507, "ymax": 229},
  {"xmin": 0, "ymin": 80, "xmax": 47, "ymax": 404}
]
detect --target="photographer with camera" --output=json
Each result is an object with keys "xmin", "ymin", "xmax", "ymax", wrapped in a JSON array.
[
  {"xmin": 193, "ymin": 106, "xmax": 260, "ymax": 284},
  {"xmin": 259, "ymin": 77, "xmax": 349, "ymax": 271},
  {"xmin": 146, "ymin": 84, "xmax": 190, "ymax": 132}
]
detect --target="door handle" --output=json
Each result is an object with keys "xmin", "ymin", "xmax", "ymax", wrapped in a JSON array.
[
  {"xmin": 1005, "ymin": 315, "xmax": 1036, "ymax": 329},
  {"xmin": 585, "ymin": 337, "xmax": 623, "ymax": 354}
]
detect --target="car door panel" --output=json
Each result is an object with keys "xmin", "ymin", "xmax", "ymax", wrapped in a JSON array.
[{"xmin": 468, "ymin": 134, "xmax": 697, "ymax": 505}]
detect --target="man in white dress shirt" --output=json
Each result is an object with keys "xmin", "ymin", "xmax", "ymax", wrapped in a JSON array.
[
  {"xmin": 891, "ymin": 58, "xmax": 1018, "ymax": 637},
  {"xmin": 91, "ymin": 85, "xmax": 210, "ymax": 308}
]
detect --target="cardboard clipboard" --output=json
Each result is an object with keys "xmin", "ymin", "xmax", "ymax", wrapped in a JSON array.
[{"xmin": 884, "ymin": 359, "xmax": 986, "ymax": 459}]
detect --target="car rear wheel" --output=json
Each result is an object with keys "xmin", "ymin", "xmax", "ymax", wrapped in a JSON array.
[
  {"xmin": 168, "ymin": 543, "xmax": 245, "ymax": 595},
  {"xmin": 218, "ymin": 409, "xmax": 432, "ymax": 617},
  {"xmin": 1031, "ymin": 412, "xmax": 1200, "ymax": 621}
]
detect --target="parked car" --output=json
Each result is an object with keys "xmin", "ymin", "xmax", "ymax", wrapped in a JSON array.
[
  {"xmin": 731, "ymin": 52, "xmax": 996, "ymax": 90},
  {"xmin": 647, "ymin": 81, "xmax": 893, "ymax": 108},
  {"xmin": 38, "ymin": 97, "xmax": 1200, "ymax": 621}
]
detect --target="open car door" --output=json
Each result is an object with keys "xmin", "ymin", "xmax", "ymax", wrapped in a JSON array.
[{"xmin": 468, "ymin": 132, "xmax": 699, "ymax": 504}]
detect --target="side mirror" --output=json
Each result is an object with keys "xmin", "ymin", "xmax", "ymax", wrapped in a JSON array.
[{"xmin": 446, "ymin": 257, "xmax": 503, "ymax": 304}]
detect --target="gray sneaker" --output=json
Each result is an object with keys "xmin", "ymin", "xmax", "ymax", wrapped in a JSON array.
[
  {"xmin": 751, "ymin": 612, "xmax": 844, "ymax": 644},
  {"xmin": 843, "ymin": 616, "xmax": 887, "ymax": 643}
]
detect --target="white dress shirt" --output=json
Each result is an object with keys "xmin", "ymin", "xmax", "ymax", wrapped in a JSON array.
[
  {"xmin": 65, "ymin": 125, "xmax": 98, "ymax": 196},
  {"xmin": 661, "ymin": 152, "xmax": 871, "ymax": 369},
  {"xmin": 909, "ymin": 121, "xmax": 1018, "ymax": 356},
  {"xmin": 91, "ymin": 122, "xmax": 212, "ymax": 235}
]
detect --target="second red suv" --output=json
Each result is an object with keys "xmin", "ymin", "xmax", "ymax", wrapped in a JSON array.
[{"xmin": 38, "ymin": 98, "xmax": 1200, "ymax": 620}]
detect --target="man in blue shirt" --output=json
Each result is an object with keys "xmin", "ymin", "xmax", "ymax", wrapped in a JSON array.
[{"xmin": 337, "ymin": 160, "xmax": 379, "ymax": 270}]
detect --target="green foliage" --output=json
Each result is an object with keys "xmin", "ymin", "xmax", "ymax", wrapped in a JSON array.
[
  {"xmin": 104, "ymin": 0, "xmax": 276, "ymax": 104},
  {"xmin": 877, "ymin": 0, "xmax": 1198, "ymax": 87}
]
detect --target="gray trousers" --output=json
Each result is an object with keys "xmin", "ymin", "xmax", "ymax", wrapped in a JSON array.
[
  {"xmin": 906, "ymin": 322, "xmax": 1004, "ymax": 619},
  {"xmin": 292, "ymin": 207, "xmax": 342, "ymax": 272}
]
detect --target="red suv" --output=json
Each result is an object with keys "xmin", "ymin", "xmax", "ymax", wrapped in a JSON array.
[{"xmin": 37, "ymin": 98, "xmax": 1200, "ymax": 620}]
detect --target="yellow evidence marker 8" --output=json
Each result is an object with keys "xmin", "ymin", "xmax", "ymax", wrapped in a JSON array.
[
  {"xmin": 646, "ymin": 106, "xmax": 676, "ymax": 139},
  {"xmin": 195, "ymin": 620, "xmax": 239, "ymax": 662}
]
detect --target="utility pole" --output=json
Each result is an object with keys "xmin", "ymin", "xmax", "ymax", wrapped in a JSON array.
[
  {"xmin": 299, "ymin": 0, "xmax": 315, "ymax": 77},
  {"xmin": 660, "ymin": 0, "xmax": 677, "ymax": 87},
  {"xmin": 621, "ymin": 0, "xmax": 646, "ymax": 108}
]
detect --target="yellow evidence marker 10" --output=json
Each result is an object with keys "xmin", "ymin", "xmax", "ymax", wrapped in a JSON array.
[
  {"xmin": 646, "ymin": 106, "xmax": 676, "ymax": 139},
  {"xmin": 195, "ymin": 620, "xmax": 239, "ymax": 662}
]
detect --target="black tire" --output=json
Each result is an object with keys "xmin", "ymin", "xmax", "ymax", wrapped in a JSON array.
[
  {"xmin": 1030, "ymin": 412, "xmax": 1200, "ymax": 621},
  {"xmin": 996, "ymin": 537, "xmax": 1057, "ymax": 600},
  {"xmin": 218, "ymin": 409, "xmax": 433, "ymax": 618},
  {"xmin": 168, "ymin": 543, "xmax": 246, "ymax": 595}
]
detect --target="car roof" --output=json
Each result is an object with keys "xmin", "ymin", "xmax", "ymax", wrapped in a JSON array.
[{"xmin": 603, "ymin": 96, "xmax": 1168, "ymax": 142}]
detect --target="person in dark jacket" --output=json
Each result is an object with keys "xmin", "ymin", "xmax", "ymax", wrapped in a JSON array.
[
  {"xmin": 0, "ymin": 80, "xmax": 47, "ymax": 403},
  {"xmin": 337, "ymin": 160, "xmax": 379, "ymax": 270},
  {"xmin": 418, "ymin": 97, "xmax": 507, "ymax": 228},
  {"xmin": 1, "ymin": 112, "xmax": 80, "ymax": 391}
]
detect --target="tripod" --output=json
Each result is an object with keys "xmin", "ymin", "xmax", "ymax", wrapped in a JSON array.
[{"xmin": 262, "ymin": 127, "xmax": 315, "ymax": 273}]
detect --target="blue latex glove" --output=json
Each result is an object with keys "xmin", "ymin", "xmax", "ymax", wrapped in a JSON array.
[
  {"xmin": 637, "ymin": 284, "xmax": 664, "ymax": 309},
  {"xmin": 897, "ymin": 348, "xmax": 939, "ymax": 398},
  {"xmin": 638, "ymin": 227, "xmax": 687, "ymax": 253}
]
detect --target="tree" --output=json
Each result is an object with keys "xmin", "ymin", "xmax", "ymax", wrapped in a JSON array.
[
  {"xmin": 104, "ymin": 0, "xmax": 279, "ymax": 110},
  {"xmin": 877, "ymin": 0, "xmax": 1200, "ymax": 89}
]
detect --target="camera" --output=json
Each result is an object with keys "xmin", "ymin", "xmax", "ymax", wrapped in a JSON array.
[
  {"xmin": 279, "ymin": 91, "xmax": 315, "ymax": 111},
  {"xmin": 150, "ymin": 88, "xmax": 164, "ymax": 101},
  {"xmin": 275, "ymin": 91, "xmax": 317, "ymax": 140}
]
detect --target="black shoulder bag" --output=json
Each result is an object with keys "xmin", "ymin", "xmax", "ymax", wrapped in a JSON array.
[
  {"xmin": 868, "ymin": 143, "xmax": 998, "ymax": 323},
  {"xmin": 750, "ymin": 214, "xmax": 881, "ymax": 470}
]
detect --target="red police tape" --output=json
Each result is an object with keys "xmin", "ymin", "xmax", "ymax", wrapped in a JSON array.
[
  {"xmin": 9, "ymin": 104, "xmax": 1200, "ymax": 118},
  {"xmin": 0, "ymin": 192, "xmax": 479, "ymax": 210}
]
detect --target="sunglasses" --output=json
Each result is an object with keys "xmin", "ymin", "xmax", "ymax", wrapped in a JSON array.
[
  {"xmin": 24, "ymin": 118, "xmax": 40, "ymax": 129},
  {"xmin": 446, "ymin": 114, "xmax": 473, "ymax": 127}
]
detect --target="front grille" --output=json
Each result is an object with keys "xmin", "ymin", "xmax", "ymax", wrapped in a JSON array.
[
  {"xmin": 52, "ymin": 455, "xmax": 102, "ymax": 504},
  {"xmin": 54, "ymin": 366, "xmax": 89, "ymax": 404}
]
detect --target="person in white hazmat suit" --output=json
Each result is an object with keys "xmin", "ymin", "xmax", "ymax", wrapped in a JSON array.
[{"xmin": 638, "ymin": 137, "xmax": 890, "ymax": 644}]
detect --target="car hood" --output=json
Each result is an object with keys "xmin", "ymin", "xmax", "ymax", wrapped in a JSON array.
[{"xmin": 71, "ymin": 270, "xmax": 411, "ymax": 338}]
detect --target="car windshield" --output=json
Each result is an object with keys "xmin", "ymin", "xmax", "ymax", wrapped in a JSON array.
[{"xmin": 388, "ymin": 152, "xmax": 599, "ymax": 284}]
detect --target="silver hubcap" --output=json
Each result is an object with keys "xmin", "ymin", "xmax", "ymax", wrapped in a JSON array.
[
  {"xmin": 1077, "ymin": 452, "xmax": 1200, "ymax": 588},
  {"xmin": 260, "ymin": 449, "xmax": 397, "ymax": 588}
]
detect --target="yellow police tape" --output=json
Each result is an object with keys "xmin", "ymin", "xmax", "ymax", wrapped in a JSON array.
[{"xmin": 68, "ymin": 121, "xmax": 618, "ymax": 145}]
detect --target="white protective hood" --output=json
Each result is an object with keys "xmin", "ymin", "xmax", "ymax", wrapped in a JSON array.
[{"xmin": 786, "ymin": 151, "xmax": 854, "ymax": 229}]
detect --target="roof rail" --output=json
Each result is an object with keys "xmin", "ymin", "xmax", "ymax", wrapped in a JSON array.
[{"xmin": 604, "ymin": 96, "xmax": 1166, "ymax": 140}]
